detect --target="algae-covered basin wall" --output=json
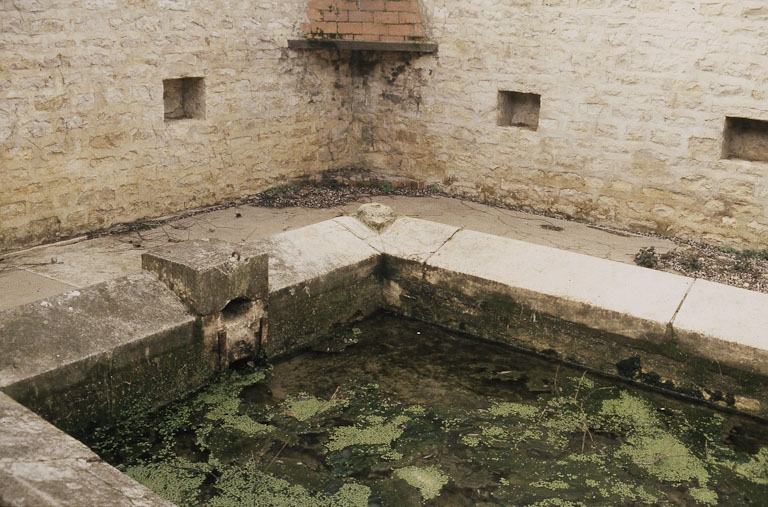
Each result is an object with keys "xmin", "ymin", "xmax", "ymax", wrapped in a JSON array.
[{"xmin": 0, "ymin": 273, "xmax": 208, "ymax": 435}]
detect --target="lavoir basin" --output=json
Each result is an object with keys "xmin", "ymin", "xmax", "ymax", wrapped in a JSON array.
[{"xmin": 2, "ymin": 203, "xmax": 768, "ymax": 505}]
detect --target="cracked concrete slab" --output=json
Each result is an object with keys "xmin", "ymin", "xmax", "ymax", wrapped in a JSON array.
[{"xmin": 266, "ymin": 219, "xmax": 380, "ymax": 292}]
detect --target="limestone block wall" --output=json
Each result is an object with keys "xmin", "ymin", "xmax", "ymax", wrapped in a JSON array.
[
  {"xmin": 352, "ymin": 0, "xmax": 768, "ymax": 246},
  {"xmin": 4, "ymin": 0, "xmax": 768, "ymax": 251},
  {"xmin": 0, "ymin": 0, "xmax": 353, "ymax": 251}
]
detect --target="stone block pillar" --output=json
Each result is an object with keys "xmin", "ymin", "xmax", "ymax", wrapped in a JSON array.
[{"xmin": 142, "ymin": 239, "xmax": 269, "ymax": 370}]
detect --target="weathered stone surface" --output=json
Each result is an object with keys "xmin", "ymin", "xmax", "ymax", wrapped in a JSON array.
[
  {"xmin": 0, "ymin": 392, "xmax": 173, "ymax": 507},
  {"xmin": 0, "ymin": 273, "xmax": 204, "ymax": 433},
  {"xmin": 378, "ymin": 216, "xmax": 459, "ymax": 263},
  {"xmin": 5, "ymin": 1, "xmax": 768, "ymax": 251},
  {"xmin": 264, "ymin": 219, "xmax": 383, "ymax": 356},
  {"xmin": 142, "ymin": 238, "xmax": 268, "ymax": 315},
  {"xmin": 0, "ymin": 0, "xmax": 352, "ymax": 252},
  {"xmin": 3, "ymin": 214, "xmax": 768, "ymax": 505},
  {"xmin": 425, "ymin": 229, "xmax": 693, "ymax": 341},
  {"xmin": 337, "ymin": 207, "xmax": 460, "ymax": 262},
  {"xmin": 266, "ymin": 219, "xmax": 381, "ymax": 292},
  {"xmin": 673, "ymin": 279, "xmax": 768, "ymax": 375},
  {"xmin": 390, "ymin": 267, "xmax": 768, "ymax": 415},
  {"xmin": 355, "ymin": 202, "xmax": 399, "ymax": 231}
]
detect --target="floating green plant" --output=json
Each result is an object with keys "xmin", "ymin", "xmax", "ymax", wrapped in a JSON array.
[
  {"xmin": 393, "ymin": 465, "xmax": 449, "ymax": 500},
  {"xmin": 83, "ymin": 315, "xmax": 768, "ymax": 506}
]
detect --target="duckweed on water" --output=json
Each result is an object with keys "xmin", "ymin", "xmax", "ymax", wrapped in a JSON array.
[
  {"xmin": 393, "ymin": 465, "xmax": 449, "ymax": 500},
  {"xmin": 82, "ymin": 314, "xmax": 768, "ymax": 506},
  {"xmin": 326, "ymin": 414, "xmax": 410, "ymax": 452},
  {"xmin": 280, "ymin": 393, "xmax": 344, "ymax": 422}
]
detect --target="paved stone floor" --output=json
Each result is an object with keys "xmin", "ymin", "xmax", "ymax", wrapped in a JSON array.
[{"xmin": 0, "ymin": 195, "xmax": 678, "ymax": 311}]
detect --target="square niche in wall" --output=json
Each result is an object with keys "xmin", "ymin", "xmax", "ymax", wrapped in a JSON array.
[
  {"xmin": 722, "ymin": 116, "xmax": 768, "ymax": 162},
  {"xmin": 163, "ymin": 77, "xmax": 205, "ymax": 121},
  {"xmin": 497, "ymin": 90, "xmax": 540, "ymax": 130}
]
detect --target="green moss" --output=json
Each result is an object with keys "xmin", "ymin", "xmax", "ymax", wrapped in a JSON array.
[
  {"xmin": 329, "ymin": 483, "xmax": 372, "ymax": 506},
  {"xmin": 618, "ymin": 431, "xmax": 710, "ymax": 486},
  {"xmin": 482, "ymin": 425, "xmax": 508, "ymax": 440},
  {"xmin": 405, "ymin": 405, "xmax": 426, "ymax": 417},
  {"xmin": 690, "ymin": 486, "xmax": 720, "ymax": 506},
  {"xmin": 280, "ymin": 393, "xmax": 342, "ymax": 422},
  {"xmin": 207, "ymin": 461, "xmax": 370, "ymax": 507},
  {"xmin": 394, "ymin": 465, "xmax": 450, "ymax": 500},
  {"xmin": 608, "ymin": 481, "xmax": 658, "ymax": 504},
  {"xmin": 529, "ymin": 499, "xmax": 586, "ymax": 507},
  {"xmin": 126, "ymin": 458, "xmax": 210, "ymax": 505},
  {"xmin": 488, "ymin": 401, "xmax": 539, "ymax": 419},
  {"xmin": 462, "ymin": 434, "xmax": 481, "ymax": 447},
  {"xmin": 733, "ymin": 447, "xmax": 768, "ymax": 485},
  {"xmin": 531, "ymin": 479, "xmax": 570, "ymax": 490},
  {"xmin": 597, "ymin": 391, "xmax": 659, "ymax": 437},
  {"xmin": 326, "ymin": 415, "xmax": 409, "ymax": 452}
]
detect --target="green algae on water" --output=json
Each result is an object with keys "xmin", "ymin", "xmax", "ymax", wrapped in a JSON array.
[
  {"xmin": 83, "ymin": 315, "xmax": 768, "ymax": 506},
  {"xmin": 734, "ymin": 447, "xmax": 768, "ymax": 485},
  {"xmin": 326, "ymin": 414, "xmax": 410, "ymax": 452},
  {"xmin": 393, "ymin": 465, "xmax": 449, "ymax": 500},
  {"xmin": 207, "ymin": 461, "xmax": 370, "ymax": 507},
  {"xmin": 280, "ymin": 393, "xmax": 344, "ymax": 422}
]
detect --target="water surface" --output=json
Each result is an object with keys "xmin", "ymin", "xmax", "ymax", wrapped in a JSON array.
[{"xmin": 85, "ymin": 313, "xmax": 768, "ymax": 506}]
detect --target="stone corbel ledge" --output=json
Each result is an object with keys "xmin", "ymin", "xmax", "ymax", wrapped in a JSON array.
[
  {"xmin": 2, "ymin": 203, "xmax": 768, "ymax": 505},
  {"xmin": 288, "ymin": 38, "xmax": 438, "ymax": 53}
]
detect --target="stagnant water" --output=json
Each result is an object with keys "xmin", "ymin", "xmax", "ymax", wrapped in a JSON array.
[{"xmin": 83, "ymin": 314, "xmax": 768, "ymax": 506}]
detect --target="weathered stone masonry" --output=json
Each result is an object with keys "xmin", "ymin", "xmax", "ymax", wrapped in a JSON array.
[{"xmin": 3, "ymin": 1, "xmax": 768, "ymax": 251}]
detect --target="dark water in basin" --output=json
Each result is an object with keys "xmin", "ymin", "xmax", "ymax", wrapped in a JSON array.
[{"xmin": 84, "ymin": 313, "xmax": 768, "ymax": 506}]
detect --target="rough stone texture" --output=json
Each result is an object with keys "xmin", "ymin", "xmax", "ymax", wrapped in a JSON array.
[
  {"xmin": 0, "ymin": 392, "xmax": 174, "ymax": 507},
  {"xmin": 388, "ymin": 265, "xmax": 768, "ymax": 417},
  {"xmin": 356, "ymin": 201, "xmax": 399, "ymax": 231},
  {"xmin": 0, "ymin": 0, "xmax": 352, "ymax": 251},
  {"xmin": 3, "ymin": 213, "xmax": 768, "ymax": 504},
  {"xmin": 266, "ymin": 219, "xmax": 381, "ymax": 291},
  {"xmin": 264, "ymin": 219, "xmax": 383, "ymax": 356},
  {"xmin": 349, "ymin": 1, "xmax": 768, "ymax": 248},
  {"xmin": 142, "ymin": 238, "xmax": 269, "ymax": 315},
  {"xmin": 367, "ymin": 218, "xmax": 768, "ymax": 417},
  {"xmin": 0, "ymin": 273, "xmax": 205, "ymax": 434},
  {"xmin": 5, "ymin": 1, "xmax": 768, "ymax": 250}
]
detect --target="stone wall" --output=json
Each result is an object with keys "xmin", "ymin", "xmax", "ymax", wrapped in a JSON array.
[
  {"xmin": 0, "ymin": 0, "xmax": 352, "ymax": 251},
  {"xmin": 3, "ymin": 0, "xmax": 768, "ymax": 251},
  {"xmin": 352, "ymin": 1, "xmax": 768, "ymax": 246}
]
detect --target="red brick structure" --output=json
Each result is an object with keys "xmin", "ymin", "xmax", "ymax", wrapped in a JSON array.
[{"xmin": 300, "ymin": 0, "xmax": 427, "ymax": 42}]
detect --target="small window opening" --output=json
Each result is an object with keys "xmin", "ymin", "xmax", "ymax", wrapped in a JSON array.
[
  {"xmin": 498, "ymin": 90, "xmax": 540, "ymax": 130},
  {"xmin": 163, "ymin": 77, "xmax": 205, "ymax": 121},
  {"xmin": 723, "ymin": 116, "xmax": 768, "ymax": 162}
]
